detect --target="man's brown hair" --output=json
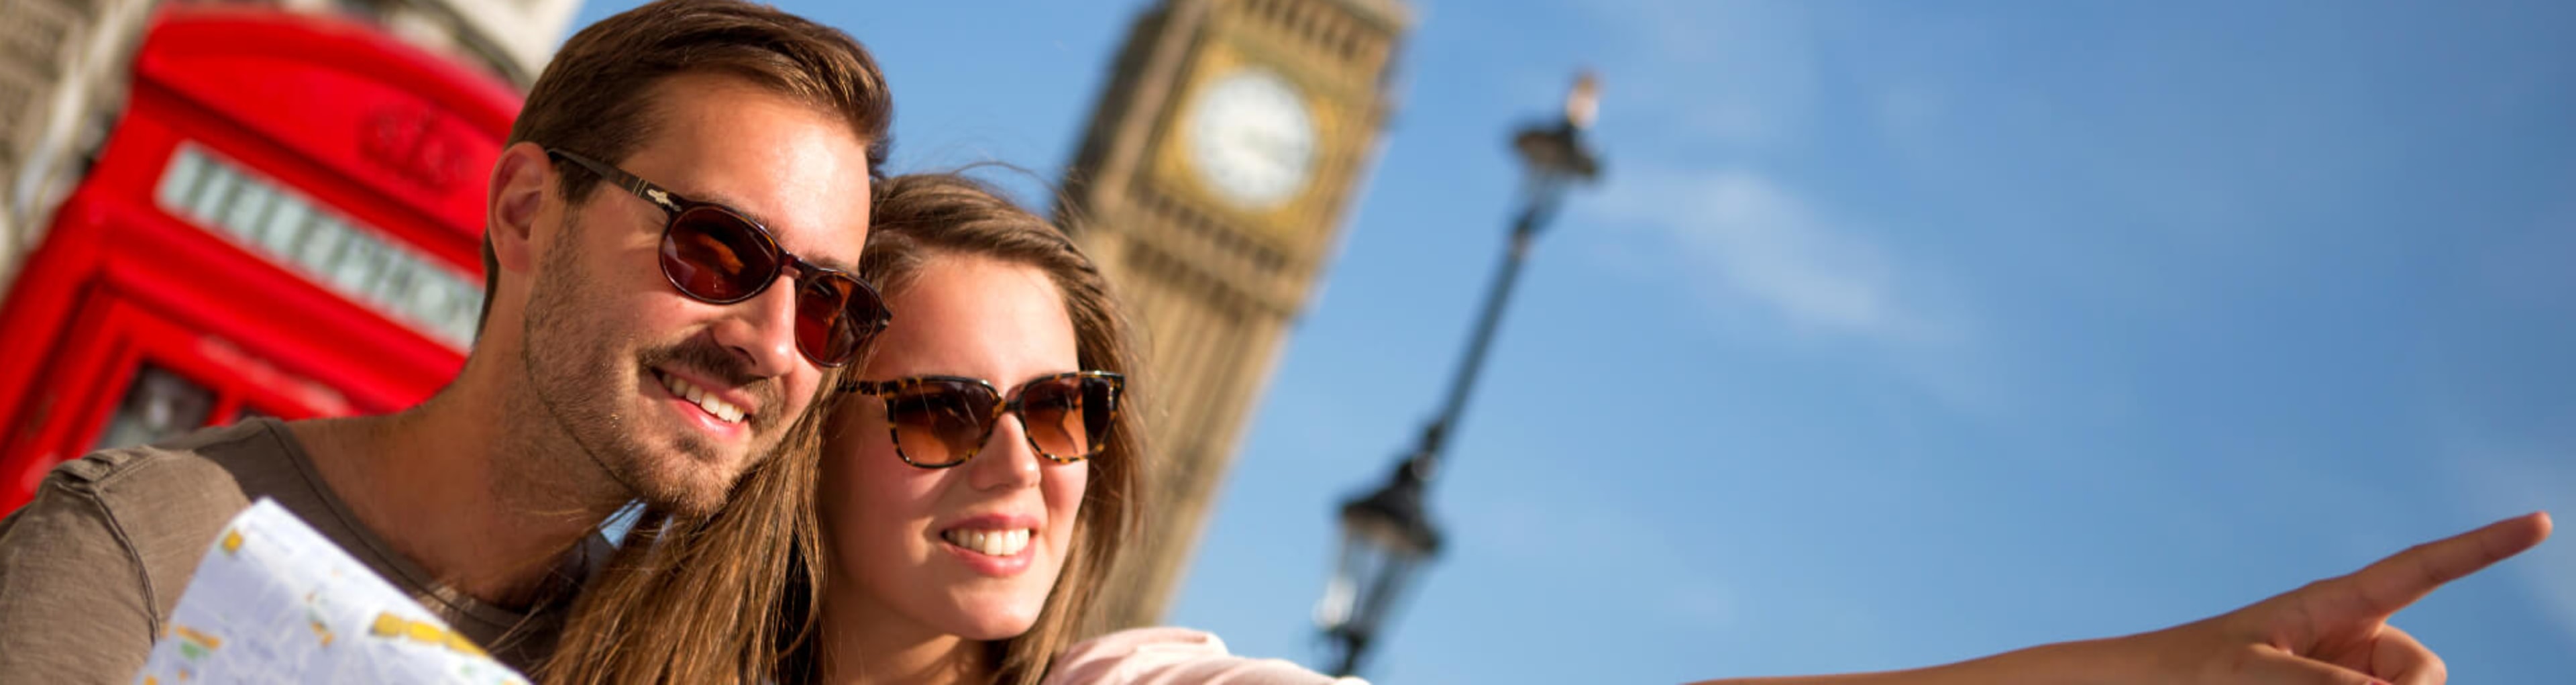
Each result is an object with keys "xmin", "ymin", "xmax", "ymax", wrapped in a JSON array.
[{"xmin": 474, "ymin": 0, "xmax": 894, "ymax": 333}]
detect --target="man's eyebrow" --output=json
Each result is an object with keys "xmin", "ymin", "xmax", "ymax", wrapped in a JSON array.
[
  {"xmin": 679, "ymin": 188, "xmax": 862, "ymax": 272},
  {"xmin": 804, "ymin": 249, "xmax": 860, "ymax": 274},
  {"xmin": 681, "ymin": 188, "xmax": 773, "ymax": 225}
]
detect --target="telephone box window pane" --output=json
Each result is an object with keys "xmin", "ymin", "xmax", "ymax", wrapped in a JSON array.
[
  {"xmin": 189, "ymin": 164, "xmax": 240, "ymax": 228},
  {"xmin": 259, "ymin": 197, "xmax": 314, "ymax": 256},
  {"xmin": 372, "ymin": 252, "xmax": 416, "ymax": 311},
  {"xmin": 432, "ymin": 275, "xmax": 481, "ymax": 344},
  {"xmin": 295, "ymin": 216, "xmax": 349, "ymax": 269},
  {"xmin": 458, "ymin": 281, "xmax": 486, "ymax": 341},
  {"xmin": 220, "ymin": 180, "xmax": 277, "ymax": 242},
  {"xmin": 447, "ymin": 275, "xmax": 480, "ymax": 336},
  {"xmin": 331, "ymin": 233, "xmax": 388, "ymax": 295},
  {"xmin": 157, "ymin": 149, "xmax": 206, "ymax": 211},
  {"xmin": 407, "ymin": 270, "xmax": 455, "ymax": 329},
  {"xmin": 92, "ymin": 364, "xmax": 217, "ymax": 452}
]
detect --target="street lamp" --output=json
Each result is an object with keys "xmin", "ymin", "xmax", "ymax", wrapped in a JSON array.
[{"xmin": 1315, "ymin": 71, "xmax": 1605, "ymax": 678}]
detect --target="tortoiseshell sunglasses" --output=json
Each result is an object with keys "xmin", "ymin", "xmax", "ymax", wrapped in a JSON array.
[
  {"xmin": 843, "ymin": 371, "xmax": 1124, "ymax": 468},
  {"xmin": 546, "ymin": 148, "xmax": 891, "ymax": 367}
]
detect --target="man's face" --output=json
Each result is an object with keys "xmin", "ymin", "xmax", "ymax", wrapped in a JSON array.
[{"xmin": 519, "ymin": 72, "xmax": 873, "ymax": 517}]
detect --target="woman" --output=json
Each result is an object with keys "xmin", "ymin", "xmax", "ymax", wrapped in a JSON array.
[
  {"xmin": 540, "ymin": 173, "xmax": 2551, "ymax": 684},
  {"xmin": 541, "ymin": 172, "xmax": 1346, "ymax": 684}
]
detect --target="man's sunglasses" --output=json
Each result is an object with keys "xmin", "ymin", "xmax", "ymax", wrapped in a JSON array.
[
  {"xmin": 546, "ymin": 148, "xmax": 890, "ymax": 368},
  {"xmin": 844, "ymin": 371, "xmax": 1125, "ymax": 468}
]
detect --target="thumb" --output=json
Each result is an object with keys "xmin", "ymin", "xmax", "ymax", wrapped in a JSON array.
[{"xmin": 2240, "ymin": 647, "xmax": 2390, "ymax": 685}]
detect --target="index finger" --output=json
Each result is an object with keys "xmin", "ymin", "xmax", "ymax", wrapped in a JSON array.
[{"xmin": 2330, "ymin": 511, "xmax": 2553, "ymax": 620}]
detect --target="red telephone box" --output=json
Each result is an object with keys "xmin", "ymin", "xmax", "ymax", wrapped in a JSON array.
[{"xmin": 0, "ymin": 6, "xmax": 519, "ymax": 511}]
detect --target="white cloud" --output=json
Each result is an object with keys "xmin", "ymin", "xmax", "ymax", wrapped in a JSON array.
[
  {"xmin": 1554, "ymin": 2, "xmax": 1970, "ymax": 345},
  {"xmin": 1575, "ymin": 0, "xmax": 1821, "ymax": 149},
  {"xmin": 1560, "ymin": 2, "xmax": 2003, "ymax": 417},
  {"xmin": 1585, "ymin": 166, "xmax": 1964, "ymax": 346}
]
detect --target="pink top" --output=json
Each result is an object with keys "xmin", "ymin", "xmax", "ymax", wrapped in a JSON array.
[{"xmin": 1042, "ymin": 627, "xmax": 1367, "ymax": 685}]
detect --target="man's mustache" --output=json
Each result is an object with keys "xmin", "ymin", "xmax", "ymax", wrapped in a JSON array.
[{"xmin": 639, "ymin": 337, "xmax": 786, "ymax": 429}]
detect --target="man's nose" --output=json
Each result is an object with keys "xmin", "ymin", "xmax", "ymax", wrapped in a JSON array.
[{"xmin": 708, "ymin": 275, "xmax": 802, "ymax": 379}]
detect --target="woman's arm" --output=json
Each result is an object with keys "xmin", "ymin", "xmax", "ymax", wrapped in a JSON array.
[
  {"xmin": 1690, "ymin": 638, "xmax": 2127, "ymax": 685},
  {"xmin": 1045, "ymin": 627, "xmax": 1360, "ymax": 685},
  {"xmin": 1697, "ymin": 512, "xmax": 2551, "ymax": 685}
]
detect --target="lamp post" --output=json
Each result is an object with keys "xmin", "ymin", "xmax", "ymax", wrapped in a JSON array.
[{"xmin": 1314, "ymin": 72, "xmax": 1604, "ymax": 678}]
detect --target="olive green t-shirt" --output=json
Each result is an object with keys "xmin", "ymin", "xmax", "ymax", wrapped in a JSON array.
[{"xmin": 0, "ymin": 417, "xmax": 598, "ymax": 682}]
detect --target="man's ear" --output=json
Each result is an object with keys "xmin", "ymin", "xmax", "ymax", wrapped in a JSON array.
[{"xmin": 487, "ymin": 142, "xmax": 553, "ymax": 274}]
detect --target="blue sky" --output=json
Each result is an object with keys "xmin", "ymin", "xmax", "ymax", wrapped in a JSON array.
[{"xmin": 570, "ymin": 2, "xmax": 2576, "ymax": 682}]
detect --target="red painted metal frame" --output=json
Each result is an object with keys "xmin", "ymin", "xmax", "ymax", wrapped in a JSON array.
[{"xmin": 0, "ymin": 6, "xmax": 519, "ymax": 510}]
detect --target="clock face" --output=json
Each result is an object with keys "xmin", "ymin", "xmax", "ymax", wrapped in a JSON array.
[{"xmin": 1185, "ymin": 67, "xmax": 1318, "ymax": 210}]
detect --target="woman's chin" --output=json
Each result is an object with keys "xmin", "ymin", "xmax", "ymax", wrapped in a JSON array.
[{"xmin": 945, "ymin": 604, "xmax": 1044, "ymax": 641}]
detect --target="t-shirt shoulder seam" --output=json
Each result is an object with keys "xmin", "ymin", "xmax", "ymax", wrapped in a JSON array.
[
  {"xmin": 43, "ymin": 478, "xmax": 166, "ymax": 638},
  {"xmin": 69, "ymin": 429, "xmax": 266, "ymax": 492}
]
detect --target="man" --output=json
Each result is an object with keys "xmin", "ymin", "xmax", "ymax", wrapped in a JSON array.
[{"xmin": 0, "ymin": 1, "xmax": 893, "ymax": 680}]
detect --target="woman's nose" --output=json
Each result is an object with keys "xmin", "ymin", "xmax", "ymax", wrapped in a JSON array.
[{"xmin": 968, "ymin": 413, "xmax": 1043, "ymax": 491}]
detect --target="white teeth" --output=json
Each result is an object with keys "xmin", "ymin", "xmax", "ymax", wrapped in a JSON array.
[
  {"xmin": 657, "ymin": 372, "xmax": 746, "ymax": 424},
  {"xmin": 942, "ymin": 528, "xmax": 1032, "ymax": 557}
]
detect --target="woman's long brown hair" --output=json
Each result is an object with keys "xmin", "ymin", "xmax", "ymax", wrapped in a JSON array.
[
  {"xmin": 533, "ymin": 400, "xmax": 835, "ymax": 684},
  {"xmin": 539, "ymin": 172, "xmax": 1146, "ymax": 685}
]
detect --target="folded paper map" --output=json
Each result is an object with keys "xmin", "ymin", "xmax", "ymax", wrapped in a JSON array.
[{"xmin": 131, "ymin": 498, "xmax": 529, "ymax": 684}]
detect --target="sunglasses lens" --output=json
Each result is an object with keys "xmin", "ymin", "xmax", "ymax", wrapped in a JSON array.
[
  {"xmin": 843, "ymin": 279, "xmax": 890, "ymax": 353},
  {"xmin": 1020, "ymin": 376, "xmax": 1116, "ymax": 460},
  {"xmin": 795, "ymin": 274, "xmax": 855, "ymax": 366},
  {"xmin": 885, "ymin": 380, "xmax": 996, "ymax": 467},
  {"xmin": 792, "ymin": 273, "xmax": 887, "ymax": 368},
  {"xmin": 661, "ymin": 208, "xmax": 780, "ymax": 302}
]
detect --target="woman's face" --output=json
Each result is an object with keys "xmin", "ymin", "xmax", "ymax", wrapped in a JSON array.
[{"xmin": 821, "ymin": 254, "xmax": 1090, "ymax": 641}]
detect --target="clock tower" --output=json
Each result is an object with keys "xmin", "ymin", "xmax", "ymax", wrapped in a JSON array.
[{"xmin": 1059, "ymin": 0, "xmax": 1410, "ymax": 629}]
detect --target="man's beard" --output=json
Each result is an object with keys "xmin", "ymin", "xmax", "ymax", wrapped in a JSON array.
[{"xmin": 513, "ymin": 219, "xmax": 788, "ymax": 517}]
